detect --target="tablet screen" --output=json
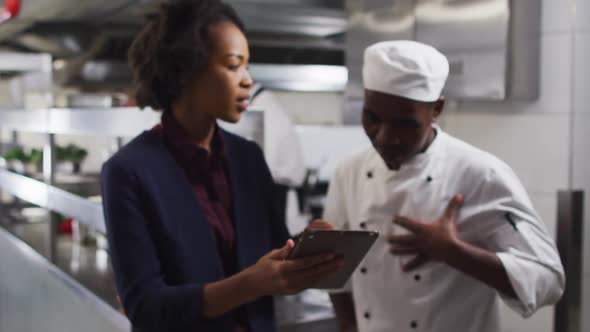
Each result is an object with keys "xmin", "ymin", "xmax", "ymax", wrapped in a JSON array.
[{"xmin": 288, "ymin": 229, "xmax": 379, "ymax": 289}]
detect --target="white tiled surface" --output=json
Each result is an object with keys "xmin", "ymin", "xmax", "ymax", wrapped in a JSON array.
[
  {"xmin": 540, "ymin": 0, "xmax": 590, "ymax": 34},
  {"xmin": 273, "ymin": 91, "xmax": 344, "ymax": 125},
  {"xmin": 443, "ymin": 112, "xmax": 570, "ymax": 194},
  {"xmin": 565, "ymin": 3, "xmax": 590, "ymax": 330},
  {"xmin": 572, "ymin": 113, "xmax": 590, "ymax": 191},
  {"xmin": 542, "ymin": 0, "xmax": 575, "ymax": 33},
  {"xmin": 0, "ymin": 81, "xmax": 16, "ymax": 108},
  {"xmin": 575, "ymin": 0, "xmax": 590, "ymax": 32},
  {"xmin": 501, "ymin": 305, "xmax": 554, "ymax": 332},
  {"xmin": 573, "ymin": 33, "xmax": 590, "ymax": 114},
  {"xmin": 458, "ymin": 33, "xmax": 572, "ymax": 114}
]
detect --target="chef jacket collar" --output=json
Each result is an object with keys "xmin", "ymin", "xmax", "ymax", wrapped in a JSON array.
[{"xmin": 366, "ymin": 124, "xmax": 445, "ymax": 181}]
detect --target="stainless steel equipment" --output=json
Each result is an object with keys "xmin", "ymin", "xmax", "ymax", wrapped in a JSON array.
[
  {"xmin": 415, "ymin": 0, "xmax": 510, "ymax": 100},
  {"xmin": 554, "ymin": 190, "xmax": 584, "ymax": 332},
  {"xmin": 344, "ymin": 0, "xmax": 542, "ymax": 123},
  {"xmin": 0, "ymin": 227, "xmax": 129, "ymax": 332},
  {"xmin": 0, "ymin": 52, "xmax": 53, "ymax": 110}
]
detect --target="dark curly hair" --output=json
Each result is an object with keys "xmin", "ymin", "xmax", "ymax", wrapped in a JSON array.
[{"xmin": 128, "ymin": 0, "xmax": 245, "ymax": 110}]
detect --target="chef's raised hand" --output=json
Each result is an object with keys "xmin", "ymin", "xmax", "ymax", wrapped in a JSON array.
[{"xmin": 388, "ymin": 194, "xmax": 464, "ymax": 271}]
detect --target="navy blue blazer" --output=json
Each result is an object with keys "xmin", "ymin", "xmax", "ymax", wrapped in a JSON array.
[{"xmin": 101, "ymin": 129, "xmax": 291, "ymax": 332}]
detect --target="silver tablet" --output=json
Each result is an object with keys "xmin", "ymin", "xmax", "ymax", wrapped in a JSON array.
[{"xmin": 288, "ymin": 229, "xmax": 379, "ymax": 289}]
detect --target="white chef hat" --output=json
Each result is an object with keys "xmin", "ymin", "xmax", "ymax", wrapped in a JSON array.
[{"xmin": 363, "ymin": 40, "xmax": 449, "ymax": 102}]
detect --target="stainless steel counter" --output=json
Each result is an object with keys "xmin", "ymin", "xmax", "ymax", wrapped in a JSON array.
[{"xmin": 0, "ymin": 226, "xmax": 129, "ymax": 332}]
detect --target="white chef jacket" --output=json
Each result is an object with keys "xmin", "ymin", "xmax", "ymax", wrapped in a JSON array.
[
  {"xmin": 250, "ymin": 89, "xmax": 306, "ymax": 187},
  {"xmin": 323, "ymin": 127, "xmax": 565, "ymax": 332}
]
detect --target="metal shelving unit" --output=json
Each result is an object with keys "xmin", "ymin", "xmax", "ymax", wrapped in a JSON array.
[
  {"xmin": 0, "ymin": 107, "xmax": 160, "ymax": 136},
  {"xmin": 0, "ymin": 107, "xmax": 337, "ymax": 330},
  {"xmin": 0, "ymin": 107, "xmax": 160, "ymax": 261},
  {"xmin": 0, "ymin": 107, "xmax": 266, "ymax": 252},
  {"xmin": 0, "ymin": 168, "xmax": 105, "ymax": 232}
]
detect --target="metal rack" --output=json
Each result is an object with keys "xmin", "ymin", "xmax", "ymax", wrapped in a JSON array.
[
  {"xmin": 0, "ymin": 107, "xmax": 337, "ymax": 330},
  {"xmin": 0, "ymin": 106, "xmax": 267, "ymax": 230},
  {"xmin": 0, "ymin": 169, "xmax": 105, "ymax": 232},
  {"xmin": 0, "ymin": 107, "xmax": 160, "ymax": 136},
  {"xmin": 0, "ymin": 106, "xmax": 265, "ymax": 256},
  {"xmin": 0, "ymin": 107, "xmax": 160, "ymax": 261}
]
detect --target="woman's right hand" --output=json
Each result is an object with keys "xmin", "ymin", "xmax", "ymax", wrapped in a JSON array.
[
  {"xmin": 245, "ymin": 239, "xmax": 344, "ymax": 297},
  {"xmin": 202, "ymin": 239, "xmax": 343, "ymax": 318}
]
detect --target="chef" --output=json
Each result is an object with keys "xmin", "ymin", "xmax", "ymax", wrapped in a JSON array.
[{"xmin": 324, "ymin": 40, "xmax": 565, "ymax": 332}]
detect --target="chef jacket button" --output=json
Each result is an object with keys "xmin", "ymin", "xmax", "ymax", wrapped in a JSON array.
[
  {"xmin": 414, "ymin": 274, "xmax": 421, "ymax": 281},
  {"xmin": 360, "ymin": 267, "xmax": 367, "ymax": 274},
  {"xmin": 364, "ymin": 312, "xmax": 371, "ymax": 319},
  {"xmin": 367, "ymin": 171, "xmax": 373, "ymax": 179},
  {"xmin": 360, "ymin": 222, "xmax": 367, "ymax": 229},
  {"xmin": 411, "ymin": 320, "xmax": 418, "ymax": 328},
  {"xmin": 426, "ymin": 175, "xmax": 433, "ymax": 183}
]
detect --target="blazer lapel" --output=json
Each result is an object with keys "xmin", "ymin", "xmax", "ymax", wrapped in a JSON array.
[
  {"xmin": 147, "ymin": 131, "xmax": 223, "ymax": 272},
  {"xmin": 222, "ymin": 130, "xmax": 268, "ymax": 268}
]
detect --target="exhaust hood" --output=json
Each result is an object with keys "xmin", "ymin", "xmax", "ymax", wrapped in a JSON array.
[{"xmin": 344, "ymin": 0, "xmax": 541, "ymax": 123}]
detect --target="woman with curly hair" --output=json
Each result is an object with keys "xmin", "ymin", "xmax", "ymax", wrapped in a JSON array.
[{"xmin": 101, "ymin": 1, "xmax": 343, "ymax": 331}]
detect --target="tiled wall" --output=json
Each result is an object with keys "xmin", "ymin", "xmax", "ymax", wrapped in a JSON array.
[
  {"xmin": 271, "ymin": 91, "xmax": 343, "ymax": 125},
  {"xmin": 571, "ymin": 1, "xmax": 590, "ymax": 331},
  {"xmin": 441, "ymin": 1, "xmax": 587, "ymax": 331}
]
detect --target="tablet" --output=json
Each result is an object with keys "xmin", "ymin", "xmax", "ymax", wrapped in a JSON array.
[{"xmin": 287, "ymin": 229, "xmax": 379, "ymax": 289}]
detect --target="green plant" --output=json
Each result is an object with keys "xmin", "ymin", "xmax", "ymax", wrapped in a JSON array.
[
  {"xmin": 3, "ymin": 147, "xmax": 30, "ymax": 162},
  {"xmin": 55, "ymin": 145, "xmax": 67, "ymax": 161},
  {"xmin": 55, "ymin": 144, "xmax": 88, "ymax": 163},
  {"xmin": 72, "ymin": 146, "xmax": 88, "ymax": 163},
  {"xmin": 29, "ymin": 148, "xmax": 43, "ymax": 165},
  {"xmin": 2, "ymin": 144, "xmax": 88, "ymax": 169},
  {"xmin": 64, "ymin": 144, "xmax": 88, "ymax": 163}
]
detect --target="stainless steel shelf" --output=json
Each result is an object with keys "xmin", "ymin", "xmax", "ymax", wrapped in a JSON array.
[
  {"xmin": 0, "ymin": 107, "xmax": 264, "ymax": 234},
  {"xmin": 0, "ymin": 168, "xmax": 105, "ymax": 233},
  {"xmin": 0, "ymin": 52, "xmax": 52, "ymax": 73},
  {"xmin": 0, "ymin": 107, "xmax": 161, "ymax": 137}
]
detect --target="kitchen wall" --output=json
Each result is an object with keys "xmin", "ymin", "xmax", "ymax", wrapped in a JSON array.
[
  {"xmin": 570, "ymin": 0, "xmax": 590, "ymax": 330},
  {"xmin": 271, "ymin": 91, "xmax": 344, "ymax": 125},
  {"xmin": 444, "ymin": 1, "xmax": 589, "ymax": 330}
]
